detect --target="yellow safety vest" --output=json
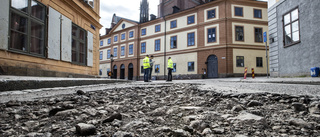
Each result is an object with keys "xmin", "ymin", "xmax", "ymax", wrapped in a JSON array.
[
  {"xmin": 167, "ymin": 59, "xmax": 173, "ymax": 69},
  {"xmin": 143, "ymin": 57, "xmax": 151, "ymax": 69}
]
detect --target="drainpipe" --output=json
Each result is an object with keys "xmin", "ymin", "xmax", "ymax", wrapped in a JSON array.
[
  {"xmin": 225, "ymin": 0, "xmax": 228, "ymax": 77},
  {"xmin": 163, "ymin": 16, "xmax": 167, "ymax": 79},
  {"xmin": 137, "ymin": 24, "xmax": 141, "ymax": 81}
]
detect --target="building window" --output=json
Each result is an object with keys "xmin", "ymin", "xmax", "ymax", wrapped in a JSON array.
[
  {"xmin": 100, "ymin": 41, "xmax": 103, "ymax": 46},
  {"xmin": 121, "ymin": 33, "xmax": 125, "ymax": 40},
  {"xmin": 99, "ymin": 51, "xmax": 103, "ymax": 60},
  {"xmin": 9, "ymin": 0, "xmax": 46, "ymax": 56},
  {"xmin": 256, "ymin": 57, "xmax": 263, "ymax": 67},
  {"xmin": 207, "ymin": 9, "xmax": 216, "ymax": 19},
  {"xmin": 170, "ymin": 20, "xmax": 177, "ymax": 28},
  {"xmin": 141, "ymin": 42, "xmax": 146, "ymax": 53},
  {"xmin": 114, "ymin": 35, "xmax": 118, "ymax": 42},
  {"xmin": 121, "ymin": 46, "xmax": 125, "ymax": 56},
  {"xmin": 236, "ymin": 56, "xmax": 244, "ymax": 67},
  {"xmin": 173, "ymin": 63, "xmax": 176, "ymax": 72},
  {"xmin": 207, "ymin": 28, "xmax": 216, "ymax": 43},
  {"xmin": 255, "ymin": 28, "xmax": 263, "ymax": 42},
  {"xmin": 254, "ymin": 9, "xmax": 262, "ymax": 18},
  {"xmin": 155, "ymin": 25, "xmax": 161, "ymax": 32},
  {"xmin": 188, "ymin": 62, "xmax": 194, "ymax": 72},
  {"xmin": 108, "ymin": 38, "xmax": 111, "ymax": 44},
  {"xmin": 155, "ymin": 65, "xmax": 160, "ymax": 73},
  {"xmin": 188, "ymin": 32, "xmax": 195, "ymax": 46},
  {"xmin": 283, "ymin": 8, "xmax": 300, "ymax": 47},
  {"xmin": 235, "ymin": 26, "xmax": 244, "ymax": 41},
  {"xmin": 72, "ymin": 24, "xmax": 86, "ymax": 65},
  {"xmin": 141, "ymin": 66, "xmax": 144, "ymax": 73},
  {"xmin": 129, "ymin": 31, "xmax": 134, "ymax": 38},
  {"xmin": 141, "ymin": 28, "xmax": 146, "ymax": 36},
  {"xmin": 188, "ymin": 15, "xmax": 195, "ymax": 24},
  {"xmin": 113, "ymin": 47, "xmax": 117, "ymax": 57},
  {"xmin": 107, "ymin": 50, "xmax": 111, "ymax": 59},
  {"xmin": 129, "ymin": 44, "xmax": 133, "ymax": 55},
  {"xmin": 170, "ymin": 36, "xmax": 177, "ymax": 49},
  {"xmin": 235, "ymin": 7, "xmax": 243, "ymax": 16},
  {"xmin": 155, "ymin": 39, "xmax": 160, "ymax": 51},
  {"xmin": 99, "ymin": 69, "xmax": 102, "ymax": 75}
]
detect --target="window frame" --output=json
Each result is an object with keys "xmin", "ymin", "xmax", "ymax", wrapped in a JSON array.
[
  {"xmin": 155, "ymin": 24, "xmax": 161, "ymax": 32},
  {"xmin": 113, "ymin": 47, "xmax": 117, "ymax": 57},
  {"xmin": 207, "ymin": 27, "xmax": 217, "ymax": 43},
  {"xmin": 170, "ymin": 35, "xmax": 177, "ymax": 49},
  {"xmin": 187, "ymin": 15, "xmax": 195, "ymax": 25},
  {"xmin": 71, "ymin": 23, "xmax": 87, "ymax": 66},
  {"xmin": 283, "ymin": 7, "xmax": 300, "ymax": 47},
  {"xmin": 107, "ymin": 49, "xmax": 111, "ymax": 59},
  {"xmin": 173, "ymin": 63, "xmax": 177, "ymax": 72},
  {"xmin": 108, "ymin": 38, "xmax": 111, "ymax": 44},
  {"xmin": 207, "ymin": 9, "xmax": 216, "ymax": 19},
  {"xmin": 235, "ymin": 26, "xmax": 244, "ymax": 41},
  {"xmin": 9, "ymin": 0, "xmax": 47, "ymax": 57},
  {"xmin": 188, "ymin": 62, "xmax": 195, "ymax": 72},
  {"xmin": 129, "ymin": 31, "xmax": 134, "ymax": 38},
  {"xmin": 253, "ymin": 9, "xmax": 262, "ymax": 19},
  {"xmin": 187, "ymin": 32, "xmax": 195, "ymax": 46},
  {"xmin": 121, "ymin": 46, "xmax": 125, "ymax": 56},
  {"xmin": 155, "ymin": 39, "xmax": 161, "ymax": 51},
  {"xmin": 170, "ymin": 20, "xmax": 177, "ymax": 29},
  {"xmin": 141, "ymin": 42, "xmax": 146, "ymax": 53},
  {"xmin": 129, "ymin": 44, "xmax": 133, "ymax": 55},
  {"xmin": 141, "ymin": 28, "xmax": 146, "ymax": 36},
  {"xmin": 234, "ymin": 7, "xmax": 243, "ymax": 17},
  {"xmin": 236, "ymin": 56, "xmax": 244, "ymax": 67},
  {"xmin": 256, "ymin": 57, "xmax": 263, "ymax": 67},
  {"xmin": 254, "ymin": 27, "xmax": 263, "ymax": 43},
  {"xmin": 114, "ymin": 35, "xmax": 118, "ymax": 42},
  {"xmin": 121, "ymin": 33, "xmax": 125, "ymax": 40},
  {"xmin": 99, "ymin": 51, "xmax": 103, "ymax": 60}
]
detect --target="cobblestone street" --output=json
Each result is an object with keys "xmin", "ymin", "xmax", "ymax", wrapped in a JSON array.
[{"xmin": 1, "ymin": 79, "xmax": 320, "ymax": 136}]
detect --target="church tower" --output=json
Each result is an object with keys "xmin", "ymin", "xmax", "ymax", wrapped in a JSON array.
[{"xmin": 140, "ymin": 0, "xmax": 149, "ymax": 23}]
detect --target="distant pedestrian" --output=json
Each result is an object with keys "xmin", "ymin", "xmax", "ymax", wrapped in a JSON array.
[
  {"xmin": 167, "ymin": 57, "xmax": 173, "ymax": 81},
  {"xmin": 143, "ymin": 55, "xmax": 151, "ymax": 82},
  {"xmin": 149, "ymin": 55, "xmax": 154, "ymax": 81}
]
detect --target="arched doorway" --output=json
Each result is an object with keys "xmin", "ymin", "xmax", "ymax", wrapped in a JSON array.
[
  {"xmin": 128, "ymin": 63, "xmax": 134, "ymax": 80},
  {"xmin": 207, "ymin": 55, "xmax": 218, "ymax": 78},
  {"xmin": 113, "ymin": 65, "xmax": 117, "ymax": 79},
  {"xmin": 120, "ymin": 64, "xmax": 125, "ymax": 79}
]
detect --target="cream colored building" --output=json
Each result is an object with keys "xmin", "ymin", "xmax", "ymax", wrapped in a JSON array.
[{"xmin": 100, "ymin": 0, "xmax": 268, "ymax": 80}]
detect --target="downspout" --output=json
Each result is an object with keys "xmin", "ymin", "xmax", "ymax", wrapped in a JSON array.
[
  {"xmin": 225, "ymin": 0, "xmax": 228, "ymax": 77},
  {"xmin": 137, "ymin": 24, "xmax": 141, "ymax": 81},
  {"xmin": 163, "ymin": 16, "xmax": 167, "ymax": 79}
]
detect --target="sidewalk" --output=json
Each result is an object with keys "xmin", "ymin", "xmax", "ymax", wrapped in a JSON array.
[
  {"xmin": 0, "ymin": 75, "xmax": 129, "ymax": 91},
  {"xmin": 238, "ymin": 77, "xmax": 320, "ymax": 85}
]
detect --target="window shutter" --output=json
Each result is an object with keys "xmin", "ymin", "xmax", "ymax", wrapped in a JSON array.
[
  {"xmin": 0, "ymin": 0, "xmax": 9, "ymax": 50},
  {"xmin": 48, "ymin": 7, "xmax": 61, "ymax": 60},
  {"xmin": 61, "ymin": 15, "xmax": 72, "ymax": 62},
  {"xmin": 87, "ymin": 31, "xmax": 93, "ymax": 67}
]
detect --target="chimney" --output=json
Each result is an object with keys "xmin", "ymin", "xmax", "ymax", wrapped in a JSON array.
[
  {"xmin": 172, "ymin": 6, "xmax": 180, "ymax": 14},
  {"xmin": 105, "ymin": 28, "xmax": 110, "ymax": 35},
  {"xmin": 150, "ymin": 14, "xmax": 156, "ymax": 21}
]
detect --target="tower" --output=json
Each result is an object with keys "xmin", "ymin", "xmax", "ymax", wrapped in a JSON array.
[{"xmin": 140, "ymin": 0, "xmax": 149, "ymax": 23}]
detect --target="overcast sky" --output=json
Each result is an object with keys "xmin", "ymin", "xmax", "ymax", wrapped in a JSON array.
[
  {"xmin": 99, "ymin": 0, "xmax": 268, "ymax": 35},
  {"xmin": 100, "ymin": 0, "xmax": 158, "ymax": 35}
]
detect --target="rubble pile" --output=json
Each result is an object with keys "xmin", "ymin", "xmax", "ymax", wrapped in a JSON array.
[{"xmin": 0, "ymin": 83, "xmax": 320, "ymax": 137}]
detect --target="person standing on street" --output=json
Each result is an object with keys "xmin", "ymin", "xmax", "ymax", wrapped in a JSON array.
[
  {"xmin": 149, "ymin": 55, "xmax": 154, "ymax": 81},
  {"xmin": 167, "ymin": 57, "xmax": 173, "ymax": 81},
  {"xmin": 143, "ymin": 55, "xmax": 151, "ymax": 82}
]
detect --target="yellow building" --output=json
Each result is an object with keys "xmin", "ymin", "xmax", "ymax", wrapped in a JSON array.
[
  {"xmin": 0, "ymin": 0, "xmax": 102, "ymax": 77},
  {"xmin": 100, "ymin": 0, "xmax": 268, "ymax": 80}
]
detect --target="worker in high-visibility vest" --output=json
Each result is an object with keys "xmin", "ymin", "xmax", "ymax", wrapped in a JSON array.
[
  {"xmin": 167, "ymin": 57, "xmax": 173, "ymax": 81},
  {"xmin": 143, "ymin": 55, "xmax": 151, "ymax": 82}
]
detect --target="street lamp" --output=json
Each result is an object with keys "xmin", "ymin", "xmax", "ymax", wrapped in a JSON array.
[{"xmin": 110, "ymin": 54, "xmax": 114, "ymax": 78}]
